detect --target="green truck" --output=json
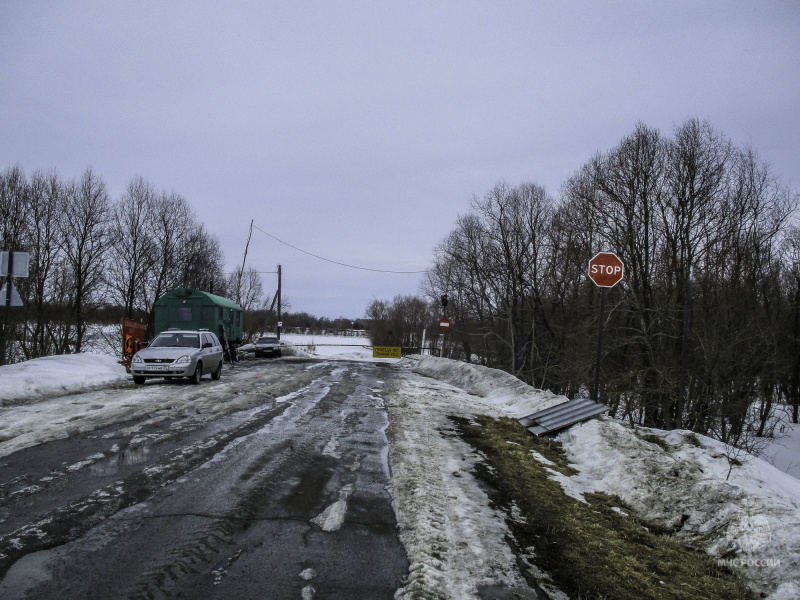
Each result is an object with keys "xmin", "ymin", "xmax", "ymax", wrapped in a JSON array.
[{"xmin": 154, "ymin": 288, "xmax": 244, "ymax": 358}]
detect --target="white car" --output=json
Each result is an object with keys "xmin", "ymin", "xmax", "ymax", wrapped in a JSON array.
[{"xmin": 131, "ymin": 329, "xmax": 224, "ymax": 384}]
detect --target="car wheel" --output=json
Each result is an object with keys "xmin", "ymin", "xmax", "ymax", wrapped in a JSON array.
[
  {"xmin": 189, "ymin": 363, "xmax": 202, "ymax": 385},
  {"xmin": 133, "ymin": 376, "xmax": 145, "ymax": 385},
  {"xmin": 211, "ymin": 360, "xmax": 222, "ymax": 380}
]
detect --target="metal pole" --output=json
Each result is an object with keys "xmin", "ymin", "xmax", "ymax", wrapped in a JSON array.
[
  {"xmin": 677, "ymin": 266, "xmax": 694, "ymax": 429},
  {"xmin": 277, "ymin": 264, "xmax": 282, "ymax": 341},
  {"xmin": 236, "ymin": 220, "xmax": 254, "ymax": 306},
  {"xmin": 593, "ymin": 286, "xmax": 607, "ymax": 403},
  {"xmin": 1, "ymin": 251, "xmax": 14, "ymax": 366}
]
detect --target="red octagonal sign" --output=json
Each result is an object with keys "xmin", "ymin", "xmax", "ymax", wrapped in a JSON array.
[{"xmin": 588, "ymin": 252, "xmax": 624, "ymax": 288}]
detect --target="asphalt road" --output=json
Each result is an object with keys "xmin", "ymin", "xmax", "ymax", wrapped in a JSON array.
[{"xmin": 0, "ymin": 358, "xmax": 408, "ymax": 599}]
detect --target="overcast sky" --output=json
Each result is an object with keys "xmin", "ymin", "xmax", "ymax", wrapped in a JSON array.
[{"xmin": 2, "ymin": 2, "xmax": 798, "ymax": 319}]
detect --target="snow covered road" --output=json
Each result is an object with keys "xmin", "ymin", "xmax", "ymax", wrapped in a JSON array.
[
  {"xmin": 1, "ymin": 358, "xmax": 410, "ymax": 598},
  {"xmin": 0, "ymin": 355, "xmax": 545, "ymax": 599}
]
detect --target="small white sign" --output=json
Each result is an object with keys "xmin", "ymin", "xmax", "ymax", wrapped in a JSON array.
[
  {"xmin": 277, "ymin": 321, "xmax": 283, "ymax": 327},
  {"xmin": 0, "ymin": 251, "xmax": 30, "ymax": 278},
  {"xmin": 0, "ymin": 282, "xmax": 23, "ymax": 307}
]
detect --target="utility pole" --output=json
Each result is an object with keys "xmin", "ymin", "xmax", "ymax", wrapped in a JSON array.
[
  {"xmin": 277, "ymin": 264, "xmax": 282, "ymax": 341},
  {"xmin": 1, "ymin": 251, "xmax": 14, "ymax": 365},
  {"xmin": 236, "ymin": 220, "xmax": 254, "ymax": 306}
]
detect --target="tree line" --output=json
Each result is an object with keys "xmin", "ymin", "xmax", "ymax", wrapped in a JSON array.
[
  {"xmin": 0, "ymin": 167, "xmax": 247, "ymax": 361},
  {"xmin": 371, "ymin": 119, "xmax": 800, "ymax": 439},
  {"xmin": 0, "ymin": 165, "xmax": 371, "ymax": 361}
]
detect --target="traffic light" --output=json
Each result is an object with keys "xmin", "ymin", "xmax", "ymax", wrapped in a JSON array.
[{"xmin": 441, "ymin": 294, "xmax": 448, "ymax": 308}]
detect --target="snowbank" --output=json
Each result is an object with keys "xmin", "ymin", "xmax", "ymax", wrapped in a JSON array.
[
  {"xmin": 761, "ymin": 405, "xmax": 800, "ymax": 479},
  {"xmin": 557, "ymin": 420, "xmax": 800, "ymax": 599},
  {"xmin": 401, "ymin": 355, "xmax": 799, "ymax": 598},
  {"xmin": 401, "ymin": 355, "xmax": 566, "ymax": 418},
  {"xmin": 0, "ymin": 353, "xmax": 129, "ymax": 406},
  {"xmin": 385, "ymin": 366, "xmax": 543, "ymax": 598}
]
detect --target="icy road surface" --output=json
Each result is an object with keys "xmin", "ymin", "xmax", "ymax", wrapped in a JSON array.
[
  {"xmin": 0, "ymin": 357, "xmax": 537, "ymax": 599},
  {"xmin": 0, "ymin": 359, "xmax": 410, "ymax": 599}
]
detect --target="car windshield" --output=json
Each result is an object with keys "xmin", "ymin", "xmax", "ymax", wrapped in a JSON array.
[
  {"xmin": 258, "ymin": 337, "xmax": 278, "ymax": 343},
  {"xmin": 151, "ymin": 333, "xmax": 200, "ymax": 348}
]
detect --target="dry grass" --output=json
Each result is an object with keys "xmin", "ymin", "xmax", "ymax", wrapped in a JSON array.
[{"xmin": 455, "ymin": 416, "xmax": 754, "ymax": 600}]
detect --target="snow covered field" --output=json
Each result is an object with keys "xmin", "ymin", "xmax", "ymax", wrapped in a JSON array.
[
  {"xmin": 245, "ymin": 332, "xmax": 393, "ymax": 363},
  {"xmin": 1, "ymin": 346, "xmax": 799, "ymax": 598}
]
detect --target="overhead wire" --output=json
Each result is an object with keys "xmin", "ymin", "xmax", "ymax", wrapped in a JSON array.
[{"xmin": 251, "ymin": 223, "xmax": 428, "ymax": 274}]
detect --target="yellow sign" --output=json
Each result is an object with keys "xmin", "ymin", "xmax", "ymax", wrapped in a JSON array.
[{"xmin": 373, "ymin": 346, "xmax": 402, "ymax": 359}]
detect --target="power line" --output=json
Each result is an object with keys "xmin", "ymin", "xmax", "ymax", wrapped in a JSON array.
[{"xmin": 251, "ymin": 224, "xmax": 428, "ymax": 274}]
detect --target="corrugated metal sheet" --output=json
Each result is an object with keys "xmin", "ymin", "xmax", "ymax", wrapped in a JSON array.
[{"xmin": 518, "ymin": 398, "xmax": 609, "ymax": 436}]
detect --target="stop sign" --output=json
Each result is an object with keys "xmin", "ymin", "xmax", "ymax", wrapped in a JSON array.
[{"xmin": 588, "ymin": 252, "xmax": 624, "ymax": 288}]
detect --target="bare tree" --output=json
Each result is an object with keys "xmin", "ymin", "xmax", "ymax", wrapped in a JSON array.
[
  {"xmin": 426, "ymin": 182, "xmax": 558, "ymax": 381},
  {"xmin": 178, "ymin": 224, "xmax": 226, "ymax": 293},
  {"xmin": 143, "ymin": 191, "xmax": 194, "ymax": 335},
  {"xmin": 107, "ymin": 176, "xmax": 158, "ymax": 318},
  {"xmin": 60, "ymin": 169, "xmax": 111, "ymax": 352},
  {"xmin": 780, "ymin": 225, "xmax": 800, "ymax": 423},
  {"xmin": 25, "ymin": 170, "xmax": 69, "ymax": 357},
  {"xmin": 366, "ymin": 295, "xmax": 436, "ymax": 351},
  {"xmin": 227, "ymin": 266, "xmax": 263, "ymax": 312}
]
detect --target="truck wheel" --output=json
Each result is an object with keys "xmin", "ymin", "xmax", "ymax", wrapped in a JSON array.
[
  {"xmin": 211, "ymin": 361, "xmax": 222, "ymax": 380},
  {"xmin": 189, "ymin": 363, "xmax": 202, "ymax": 385}
]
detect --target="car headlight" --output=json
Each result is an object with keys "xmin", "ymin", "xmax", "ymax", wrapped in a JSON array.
[
  {"xmin": 175, "ymin": 354, "xmax": 191, "ymax": 364},
  {"xmin": 132, "ymin": 354, "xmax": 143, "ymax": 364}
]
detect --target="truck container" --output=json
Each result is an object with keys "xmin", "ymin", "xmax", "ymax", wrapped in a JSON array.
[{"xmin": 154, "ymin": 288, "xmax": 243, "ymax": 350}]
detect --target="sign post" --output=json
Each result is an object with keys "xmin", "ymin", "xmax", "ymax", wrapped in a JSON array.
[
  {"xmin": 437, "ymin": 317, "xmax": 451, "ymax": 358},
  {"xmin": 588, "ymin": 252, "xmax": 624, "ymax": 402},
  {"xmin": 1, "ymin": 251, "xmax": 30, "ymax": 366}
]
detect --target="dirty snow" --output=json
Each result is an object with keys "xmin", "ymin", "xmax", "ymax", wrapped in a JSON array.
[
  {"xmin": 0, "ymin": 353, "xmax": 128, "ymax": 406},
  {"xmin": 310, "ymin": 483, "xmax": 354, "ymax": 532},
  {"xmin": 398, "ymin": 355, "xmax": 800, "ymax": 599},
  {"xmin": 384, "ymin": 368, "xmax": 540, "ymax": 599},
  {"xmin": 557, "ymin": 420, "xmax": 800, "ymax": 599},
  {"xmin": 404, "ymin": 354, "xmax": 566, "ymax": 418}
]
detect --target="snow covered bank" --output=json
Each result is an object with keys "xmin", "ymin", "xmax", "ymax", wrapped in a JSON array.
[
  {"xmin": 402, "ymin": 354, "xmax": 566, "ymax": 418},
  {"xmin": 384, "ymin": 367, "xmax": 542, "ymax": 599},
  {"xmin": 398, "ymin": 355, "xmax": 800, "ymax": 599},
  {"xmin": 0, "ymin": 353, "xmax": 129, "ymax": 406},
  {"xmin": 761, "ymin": 405, "xmax": 800, "ymax": 480},
  {"xmin": 558, "ymin": 421, "xmax": 800, "ymax": 599}
]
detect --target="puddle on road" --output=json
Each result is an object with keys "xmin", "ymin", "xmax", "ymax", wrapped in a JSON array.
[{"xmin": 89, "ymin": 444, "xmax": 151, "ymax": 477}]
